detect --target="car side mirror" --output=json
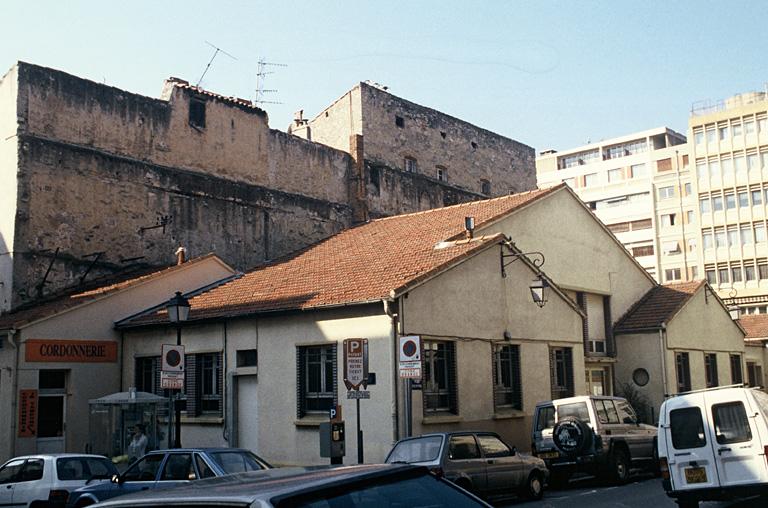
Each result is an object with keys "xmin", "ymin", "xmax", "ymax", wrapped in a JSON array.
[
  {"xmin": 111, "ymin": 474, "xmax": 120, "ymax": 484},
  {"xmin": 510, "ymin": 446, "xmax": 517, "ymax": 456}
]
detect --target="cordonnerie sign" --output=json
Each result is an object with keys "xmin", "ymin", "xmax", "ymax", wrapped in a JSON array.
[{"xmin": 25, "ymin": 339, "xmax": 118, "ymax": 363}]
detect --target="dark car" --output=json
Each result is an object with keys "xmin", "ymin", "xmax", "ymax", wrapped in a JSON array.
[
  {"xmin": 66, "ymin": 448, "xmax": 270, "ymax": 507},
  {"xmin": 385, "ymin": 431, "xmax": 548, "ymax": 501},
  {"xmin": 88, "ymin": 464, "xmax": 492, "ymax": 508}
]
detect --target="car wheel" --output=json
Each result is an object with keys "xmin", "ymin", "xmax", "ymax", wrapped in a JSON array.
[
  {"xmin": 521, "ymin": 471, "xmax": 544, "ymax": 500},
  {"xmin": 609, "ymin": 448, "xmax": 630, "ymax": 484},
  {"xmin": 676, "ymin": 499, "xmax": 699, "ymax": 508},
  {"xmin": 548, "ymin": 470, "xmax": 570, "ymax": 489},
  {"xmin": 76, "ymin": 499, "xmax": 95, "ymax": 507},
  {"xmin": 651, "ymin": 438, "xmax": 661, "ymax": 477}
]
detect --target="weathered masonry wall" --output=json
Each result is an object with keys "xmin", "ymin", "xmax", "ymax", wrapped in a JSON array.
[
  {"xmin": 11, "ymin": 136, "xmax": 351, "ymax": 305},
  {"xmin": 358, "ymin": 83, "xmax": 536, "ymax": 197},
  {"xmin": 0, "ymin": 66, "xmax": 18, "ymax": 311}
]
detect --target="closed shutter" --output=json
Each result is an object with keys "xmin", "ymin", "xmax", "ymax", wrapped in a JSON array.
[
  {"xmin": 565, "ymin": 348, "xmax": 574, "ymax": 397},
  {"xmin": 296, "ymin": 347, "xmax": 305, "ymax": 418},
  {"xmin": 604, "ymin": 296, "xmax": 615, "ymax": 357},
  {"xmin": 448, "ymin": 342, "xmax": 458, "ymax": 415},
  {"xmin": 576, "ymin": 292, "xmax": 588, "ymax": 350},
  {"xmin": 153, "ymin": 357, "xmax": 168, "ymax": 417},
  {"xmin": 549, "ymin": 348, "xmax": 558, "ymax": 399},
  {"xmin": 491, "ymin": 346, "xmax": 499, "ymax": 410},
  {"xmin": 329, "ymin": 344, "xmax": 338, "ymax": 407},
  {"xmin": 186, "ymin": 354, "xmax": 198, "ymax": 417},
  {"xmin": 511, "ymin": 345, "xmax": 522, "ymax": 410},
  {"xmin": 216, "ymin": 352, "xmax": 224, "ymax": 416}
]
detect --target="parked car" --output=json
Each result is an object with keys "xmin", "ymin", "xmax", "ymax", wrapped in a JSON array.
[
  {"xmin": 657, "ymin": 386, "xmax": 768, "ymax": 508},
  {"xmin": 66, "ymin": 448, "xmax": 270, "ymax": 507},
  {"xmin": 0, "ymin": 454, "xmax": 118, "ymax": 507},
  {"xmin": 87, "ymin": 464, "xmax": 492, "ymax": 508},
  {"xmin": 532, "ymin": 395, "xmax": 657, "ymax": 486},
  {"xmin": 384, "ymin": 431, "xmax": 547, "ymax": 500}
]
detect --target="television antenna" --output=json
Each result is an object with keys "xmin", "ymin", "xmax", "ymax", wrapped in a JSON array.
[
  {"xmin": 196, "ymin": 41, "xmax": 237, "ymax": 87},
  {"xmin": 254, "ymin": 57, "xmax": 287, "ymax": 106}
]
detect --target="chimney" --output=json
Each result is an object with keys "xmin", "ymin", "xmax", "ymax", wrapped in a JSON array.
[
  {"xmin": 464, "ymin": 216, "xmax": 475, "ymax": 239},
  {"xmin": 175, "ymin": 246, "xmax": 187, "ymax": 265}
]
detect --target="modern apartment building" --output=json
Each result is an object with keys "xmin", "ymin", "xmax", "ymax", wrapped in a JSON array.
[
  {"xmin": 536, "ymin": 127, "xmax": 692, "ymax": 283},
  {"xmin": 689, "ymin": 90, "xmax": 768, "ymax": 313}
]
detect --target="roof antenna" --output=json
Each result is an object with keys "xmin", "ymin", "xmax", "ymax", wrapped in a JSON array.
[
  {"xmin": 254, "ymin": 57, "xmax": 287, "ymax": 106},
  {"xmin": 196, "ymin": 41, "xmax": 237, "ymax": 88}
]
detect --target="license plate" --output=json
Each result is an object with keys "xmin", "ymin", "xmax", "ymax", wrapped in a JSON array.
[
  {"xmin": 538, "ymin": 451, "xmax": 559, "ymax": 459},
  {"xmin": 684, "ymin": 467, "xmax": 707, "ymax": 484}
]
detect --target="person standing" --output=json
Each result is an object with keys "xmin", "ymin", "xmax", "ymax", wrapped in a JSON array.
[{"xmin": 128, "ymin": 424, "xmax": 148, "ymax": 463}]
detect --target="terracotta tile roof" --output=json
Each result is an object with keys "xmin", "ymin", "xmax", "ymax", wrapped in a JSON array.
[
  {"xmin": 614, "ymin": 281, "xmax": 705, "ymax": 333},
  {"xmin": 739, "ymin": 314, "xmax": 768, "ymax": 341},
  {"xmin": 166, "ymin": 77, "xmax": 265, "ymax": 113},
  {"xmin": 120, "ymin": 186, "xmax": 562, "ymax": 327},
  {"xmin": 0, "ymin": 254, "xmax": 222, "ymax": 330}
]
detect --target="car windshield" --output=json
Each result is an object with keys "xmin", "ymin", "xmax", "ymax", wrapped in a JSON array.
[
  {"xmin": 207, "ymin": 451, "xmax": 266, "ymax": 474},
  {"xmin": 57, "ymin": 457, "xmax": 117, "ymax": 481},
  {"xmin": 386, "ymin": 436, "xmax": 443, "ymax": 463},
  {"xmin": 285, "ymin": 472, "xmax": 484, "ymax": 507}
]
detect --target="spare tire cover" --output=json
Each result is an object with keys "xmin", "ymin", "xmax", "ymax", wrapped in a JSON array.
[{"xmin": 552, "ymin": 416, "xmax": 592, "ymax": 455}]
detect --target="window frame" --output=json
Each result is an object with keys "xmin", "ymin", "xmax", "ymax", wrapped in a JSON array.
[
  {"xmin": 676, "ymin": 352, "xmax": 691, "ymax": 392},
  {"xmin": 492, "ymin": 344, "xmax": 522, "ymax": 411},
  {"xmin": 296, "ymin": 344, "xmax": 338, "ymax": 418},
  {"xmin": 423, "ymin": 340, "xmax": 458, "ymax": 415}
]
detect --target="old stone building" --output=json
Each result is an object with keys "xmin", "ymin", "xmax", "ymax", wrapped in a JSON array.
[
  {"xmin": 0, "ymin": 63, "xmax": 535, "ymax": 313},
  {"xmin": 289, "ymin": 81, "xmax": 536, "ymax": 218}
]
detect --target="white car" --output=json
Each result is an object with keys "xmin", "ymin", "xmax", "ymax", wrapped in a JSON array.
[
  {"xmin": 658, "ymin": 386, "xmax": 768, "ymax": 508},
  {"xmin": 0, "ymin": 454, "xmax": 117, "ymax": 507}
]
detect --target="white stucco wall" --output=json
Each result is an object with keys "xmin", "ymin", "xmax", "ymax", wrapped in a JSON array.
[{"xmin": 0, "ymin": 64, "xmax": 18, "ymax": 312}]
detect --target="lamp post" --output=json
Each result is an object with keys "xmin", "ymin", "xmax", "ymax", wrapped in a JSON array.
[{"xmin": 167, "ymin": 291, "xmax": 190, "ymax": 448}]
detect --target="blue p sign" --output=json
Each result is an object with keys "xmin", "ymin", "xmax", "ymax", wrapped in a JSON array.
[{"xmin": 329, "ymin": 407, "xmax": 337, "ymax": 420}]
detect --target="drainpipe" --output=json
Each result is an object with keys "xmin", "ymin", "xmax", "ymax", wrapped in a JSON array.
[
  {"xmin": 8, "ymin": 328, "xmax": 19, "ymax": 457},
  {"xmin": 383, "ymin": 299, "xmax": 399, "ymax": 442},
  {"xmin": 659, "ymin": 323, "xmax": 669, "ymax": 398}
]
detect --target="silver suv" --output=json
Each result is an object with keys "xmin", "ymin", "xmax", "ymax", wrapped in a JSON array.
[{"xmin": 531, "ymin": 395, "xmax": 657, "ymax": 486}]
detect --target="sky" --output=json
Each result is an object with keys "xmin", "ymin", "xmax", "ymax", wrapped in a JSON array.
[{"xmin": 2, "ymin": 1, "xmax": 767, "ymax": 152}]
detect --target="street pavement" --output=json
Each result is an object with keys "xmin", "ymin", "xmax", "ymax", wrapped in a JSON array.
[{"xmin": 496, "ymin": 472, "xmax": 765, "ymax": 508}]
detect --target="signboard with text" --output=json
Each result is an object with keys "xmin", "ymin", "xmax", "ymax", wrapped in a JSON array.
[
  {"xmin": 25, "ymin": 339, "xmax": 117, "ymax": 363},
  {"xmin": 343, "ymin": 338, "xmax": 369, "ymax": 391},
  {"xmin": 18, "ymin": 389, "xmax": 38, "ymax": 437},
  {"xmin": 398, "ymin": 335, "xmax": 422, "ymax": 379}
]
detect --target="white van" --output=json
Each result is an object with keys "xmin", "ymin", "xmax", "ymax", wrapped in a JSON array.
[{"xmin": 657, "ymin": 386, "xmax": 768, "ymax": 508}]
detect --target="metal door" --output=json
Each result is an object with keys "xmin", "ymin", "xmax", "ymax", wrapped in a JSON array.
[
  {"xmin": 705, "ymin": 390, "xmax": 768, "ymax": 486},
  {"xmin": 236, "ymin": 375, "xmax": 259, "ymax": 451},
  {"xmin": 661, "ymin": 393, "xmax": 719, "ymax": 491}
]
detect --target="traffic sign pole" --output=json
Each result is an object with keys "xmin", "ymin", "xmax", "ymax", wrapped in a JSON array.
[{"xmin": 356, "ymin": 398, "xmax": 363, "ymax": 464}]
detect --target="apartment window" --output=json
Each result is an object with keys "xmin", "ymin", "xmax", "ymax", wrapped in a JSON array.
[
  {"xmin": 732, "ymin": 267, "xmax": 743, "ymax": 283},
  {"xmin": 703, "ymin": 232, "xmax": 714, "ymax": 250},
  {"xmin": 658, "ymin": 186, "xmax": 675, "ymax": 199},
  {"xmin": 684, "ymin": 182, "xmax": 692, "ymax": 195},
  {"xmin": 722, "ymin": 157, "xmax": 733, "ymax": 175},
  {"xmin": 297, "ymin": 345, "xmax": 337, "ymax": 417},
  {"xmin": 725, "ymin": 193, "xmax": 736, "ymax": 210},
  {"xmin": 657, "ymin": 158, "xmax": 673, "ymax": 172},
  {"xmin": 607, "ymin": 168, "xmax": 623, "ymax": 183},
  {"xmin": 665, "ymin": 268, "xmax": 682, "ymax": 282},
  {"xmin": 706, "ymin": 128, "xmax": 716, "ymax": 145},
  {"xmin": 741, "ymin": 226, "xmax": 753, "ymax": 245},
  {"xmin": 715, "ymin": 230, "xmax": 726, "ymax": 248},
  {"xmin": 632, "ymin": 245, "xmax": 654, "ymax": 257},
  {"xmin": 480, "ymin": 179, "xmax": 491, "ymax": 195},
  {"xmin": 759, "ymin": 118, "xmax": 768, "ymax": 134},
  {"xmin": 735, "ymin": 156, "xmax": 746, "ymax": 173},
  {"xmin": 746, "ymin": 120, "xmax": 756, "ymax": 135},
  {"xmin": 697, "ymin": 161, "xmax": 707, "ymax": 179},
  {"xmin": 436, "ymin": 166, "xmax": 447, "ymax": 182},
  {"xmin": 404, "ymin": 157, "xmax": 417, "ymax": 173},
  {"xmin": 709, "ymin": 160, "xmax": 720, "ymax": 178},
  {"xmin": 686, "ymin": 210, "xmax": 695, "ymax": 224},
  {"xmin": 189, "ymin": 98, "xmax": 206, "ymax": 129},
  {"xmin": 713, "ymin": 196, "xmax": 724, "ymax": 211},
  {"xmin": 706, "ymin": 269, "xmax": 716, "ymax": 284},
  {"xmin": 688, "ymin": 238, "xmax": 697, "ymax": 252},
  {"xmin": 493, "ymin": 345, "xmax": 522, "ymax": 411},
  {"xmin": 631, "ymin": 218, "xmax": 652, "ymax": 230},
  {"xmin": 700, "ymin": 197, "xmax": 711, "ymax": 213},
  {"xmin": 676, "ymin": 352, "xmax": 691, "ymax": 392},
  {"xmin": 608, "ymin": 222, "xmax": 630, "ymax": 234},
  {"xmin": 694, "ymin": 130, "xmax": 704, "ymax": 145},
  {"xmin": 631, "ymin": 163, "xmax": 647, "ymax": 178},
  {"xmin": 733, "ymin": 122, "xmax": 743, "ymax": 137},
  {"xmin": 719, "ymin": 126, "xmax": 729, "ymax": 141},
  {"xmin": 197, "ymin": 353, "xmax": 222, "ymax": 413},
  {"xmin": 395, "ymin": 116, "xmax": 404, "ymax": 128},
  {"xmin": 752, "ymin": 190, "xmax": 763, "ymax": 206},
  {"xmin": 756, "ymin": 224, "xmax": 766, "ymax": 243},
  {"xmin": 660, "ymin": 214, "xmax": 677, "ymax": 227},
  {"xmin": 663, "ymin": 241, "xmax": 681, "ymax": 254},
  {"xmin": 739, "ymin": 192, "xmax": 749, "ymax": 208},
  {"xmin": 731, "ymin": 355, "xmax": 743, "ymax": 384},
  {"xmin": 745, "ymin": 264, "xmax": 757, "ymax": 281},
  {"xmin": 760, "ymin": 264, "xmax": 768, "ymax": 280},
  {"xmin": 727, "ymin": 228, "xmax": 738, "ymax": 247},
  {"xmin": 549, "ymin": 347, "xmax": 574, "ymax": 400},
  {"xmin": 748, "ymin": 153, "xmax": 759, "ymax": 171},
  {"xmin": 584, "ymin": 173, "xmax": 598, "ymax": 187},
  {"xmin": 423, "ymin": 341, "xmax": 457, "ymax": 414},
  {"xmin": 718, "ymin": 267, "xmax": 730, "ymax": 283},
  {"xmin": 705, "ymin": 353, "xmax": 719, "ymax": 388}
]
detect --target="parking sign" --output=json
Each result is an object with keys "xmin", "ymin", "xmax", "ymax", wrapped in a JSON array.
[{"xmin": 343, "ymin": 338, "xmax": 369, "ymax": 390}]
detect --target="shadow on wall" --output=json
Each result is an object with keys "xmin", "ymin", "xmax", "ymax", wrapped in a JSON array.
[{"xmin": 0, "ymin": 231, "xmax": 9, "ymax": 312}]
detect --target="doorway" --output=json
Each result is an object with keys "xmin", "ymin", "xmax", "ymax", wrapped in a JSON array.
[
  {"xmin": 37, "ymin": 370, "xmax": 67, "ymax": 453},
  {"xmin": 236, "ymin": 376, "xmax": 259, "ymax": 452}
]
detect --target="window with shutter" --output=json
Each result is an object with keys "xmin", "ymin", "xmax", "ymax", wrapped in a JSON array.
[
  {"xmin": 296, "ymin": 345, "xmax": 337, "ymax": 418},
  {"xmin": 550, "ymin": 347, "xmax": 574, "ymax": 399},
  {"xmin": 493, "ymin": 345, "xmax": 522, "ymax": 411},
  {"xmin": 423, "ymin": 340, "xmax": 458, "ymax": 415}
]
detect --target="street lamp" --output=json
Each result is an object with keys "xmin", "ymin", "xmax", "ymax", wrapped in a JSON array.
[
  {"xmin": 529, "ymin": 275, "xmax": 550, "ymax": 308},
  {"xmin": 500, "ymin": 243, "xmax": 549, "ymax": 308},
  {"xmin": 166, "ymin": 291, "xmax": 190, "ymax": 448}
]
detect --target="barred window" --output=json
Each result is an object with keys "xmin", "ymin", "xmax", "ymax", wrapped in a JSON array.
[
  {"xmin": 676, "ymin": 352, "xmax": 691, "ymax": 392},
  {"xmin": 493, "ymin": 345, "xmax": 521, "ymax": 411},
  {"xmin": 423, "ymin": 340, "xmax": 457, "ymax": 414},
  {"xmin": 730, "ymin": 355, "xmax": 743, "ymax": 385},
  {"xmin": 549, "ymin": 347, "xmax": 574, "ymax": 399},
  {"xmin": 297, "ymin": 345, "xmax": 337, "ymax": 418},
  {"xmin": 198, "ymin": 353, "xmax": 222, "ymax": 414},
  {"xmin": 705, "ymin": 353, "xmax": 719, "ymax": 388}
]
